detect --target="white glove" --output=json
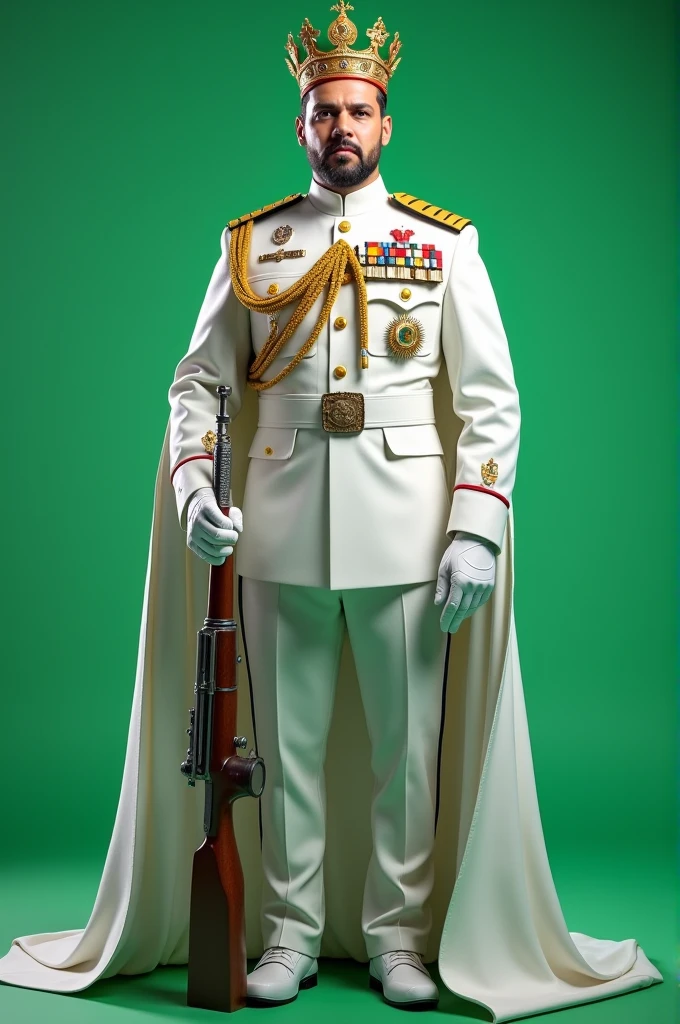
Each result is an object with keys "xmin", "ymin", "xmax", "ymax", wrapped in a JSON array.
[
  {"xmin": 434, "ymin": 531, "xmax": 496, "ymax": 634},
  {"xmin": 186, "ymin": 487, "xmax": 243, "ymax": 566}
]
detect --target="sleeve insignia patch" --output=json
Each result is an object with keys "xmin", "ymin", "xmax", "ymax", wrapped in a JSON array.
[
  {"xmin": 390, "ymin": 193, "xmax": 472, "ymax": 232},
  {"xmin": 201, "ymin": 430, "xmax": 217, "ymax": 454},
  {"xmin": 228, "ymin": 193, "xmax": 306, "ymax": 230},
  {"xmin": 481, "ymin": 458, "xmax": 499, "ymax": 486}
]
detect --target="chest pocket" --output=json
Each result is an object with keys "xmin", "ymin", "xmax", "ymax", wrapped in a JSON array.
[
  {"xmin": 365, "ymin": 281, "xmax": 442, "ymax": 357},
  {"xmin": 247, "ymin": 271, "xmax": 319, "ymax": 361}
]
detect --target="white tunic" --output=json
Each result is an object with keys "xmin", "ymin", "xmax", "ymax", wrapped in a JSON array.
[{"xmin": 169, "ymin": 175, "xmax": 519, "ymax": 587}]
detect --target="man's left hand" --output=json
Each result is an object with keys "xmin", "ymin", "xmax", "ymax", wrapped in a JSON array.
[{"xmin": 434, "ymin": 532, "xmax": 496, "ymax": 634}]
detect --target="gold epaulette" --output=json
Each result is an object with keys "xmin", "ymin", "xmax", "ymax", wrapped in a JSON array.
[
  {"xmin": 228, "ymin": 193, "xmax": 306, "ymax": 230},
  {"xmin": 390, "ymin": 192, "xmax": 472, "ymax": 232}
]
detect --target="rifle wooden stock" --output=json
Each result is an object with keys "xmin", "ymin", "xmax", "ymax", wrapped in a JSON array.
[
  {"xmin": 187, "ymin": 552, "xmax": 247, "ymax": 1013},
  {"xmin": 182, "ymin": 384, "xmax": 265, "ymax": 1014}
]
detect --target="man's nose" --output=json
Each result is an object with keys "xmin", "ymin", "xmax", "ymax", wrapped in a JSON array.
[{"xmin": 331, "ymin": 112, "xmax": 354, "ymax": 137}]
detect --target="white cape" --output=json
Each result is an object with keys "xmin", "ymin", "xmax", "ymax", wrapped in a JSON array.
[{"xmin": 0, "ymin": 409, "xmax": 663, "ymax": 1021}]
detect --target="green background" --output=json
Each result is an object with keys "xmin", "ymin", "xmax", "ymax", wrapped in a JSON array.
[{"xmin": 1, "ymin": 0, "xmax": 676, "ymax": 1021}]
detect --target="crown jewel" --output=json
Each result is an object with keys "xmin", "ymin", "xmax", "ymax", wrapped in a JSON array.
[{"xmin": 286, "ymin": 2, "xmax": 402, "ymax": 97}]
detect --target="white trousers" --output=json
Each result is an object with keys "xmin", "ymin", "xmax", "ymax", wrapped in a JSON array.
[{"xmin": 239, "ymin": 576, "xmax": 449, "ymax": 960}]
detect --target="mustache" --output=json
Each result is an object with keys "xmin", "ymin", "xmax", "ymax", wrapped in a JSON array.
[{"xmin": 326, "ymin": 139, "xmax": 362, "ymax": 158}]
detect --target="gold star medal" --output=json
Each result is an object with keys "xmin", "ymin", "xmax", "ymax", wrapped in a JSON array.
[{"xmin": 386, "ymin": 313, "xmax": 424, "ymax": 358}]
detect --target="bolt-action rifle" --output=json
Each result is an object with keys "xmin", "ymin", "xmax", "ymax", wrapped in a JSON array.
[{"xmin": 181, "ymin": 384, "xmax": 265, "ymax": 1012}]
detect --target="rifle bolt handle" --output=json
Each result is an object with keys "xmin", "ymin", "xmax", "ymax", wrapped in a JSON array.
[
  {"xmin": 237, "ymin": 656, "xmax": 242, "ymax": 663},
  {"xmin": 234, "ymin": 736, "xmax": 248, "ymax": 749}
]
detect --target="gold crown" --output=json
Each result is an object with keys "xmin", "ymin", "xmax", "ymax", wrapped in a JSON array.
[{"xmin": 285, "ymin": 2, "xmax": 401, "ymax": 98}]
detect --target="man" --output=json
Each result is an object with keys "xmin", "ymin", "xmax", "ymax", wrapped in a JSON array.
[
  {"xmin": 170, "ymin": 2, "xmax": 517, "ymax": 1009},
  {"xmin": 0, "ymin": 4, "xmax": 662, "ymax": 1018}
]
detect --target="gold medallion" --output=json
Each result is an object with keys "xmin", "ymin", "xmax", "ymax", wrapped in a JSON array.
[
  {"xmin": 272, "ymin": 224, "xmax": 293, "ymax": 245},
  {"xmin": 386, "ymin": 313, "xmax": 423, "ymax": 358},
  {"xmin": 481, "ymin": 458, "xmax": 499, "ymax": 487}
]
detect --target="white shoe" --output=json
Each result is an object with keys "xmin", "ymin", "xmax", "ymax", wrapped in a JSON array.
[
  {"xmin": 247, "ymin": 946, "xmax": 318, "ymax": 1007},
  {"xmin": 369, "ymin": 950, "xmax": 439, "ymax": 1010}
]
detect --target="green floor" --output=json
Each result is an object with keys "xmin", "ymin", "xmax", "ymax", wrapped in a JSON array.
[{"xmin": 0, "ymin": 850, "xmax": 674, "ymax": 1023}]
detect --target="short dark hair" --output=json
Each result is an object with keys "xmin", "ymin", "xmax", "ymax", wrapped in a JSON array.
[{"xmin": 300, "ymin": 87, "xmax": 387, "ymax": 119}]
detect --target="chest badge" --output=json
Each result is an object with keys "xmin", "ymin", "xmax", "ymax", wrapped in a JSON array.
[
  {"xmin": 258, "ymin": 248, "xmax": 306, "ymax": 263},
  {"xmin": 386, "ymin": 313, "xmax": 424, "ymax": 359},
  {"xmin": 272, "ymin": 224, "xmax": 293, "ymax": 245}
]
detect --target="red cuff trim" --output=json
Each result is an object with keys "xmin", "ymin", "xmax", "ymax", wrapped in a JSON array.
[
  {"xmin": 453, "ymin": 483, "xmax": 510, "ymax": 509},
  {"xmin": 170, "ymin": 453, "xmax": 213, "ymax": 484}
]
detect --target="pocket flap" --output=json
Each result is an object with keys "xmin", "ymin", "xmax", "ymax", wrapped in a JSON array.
[
  {"xmin": 248, "ymin": 426, "xmax": 298, "ymax": 460},
  {"xmin": 382, "ymin": 423, "xmax": 444, "ymax": 457},
  {"xmin": 366, "ymin": 281, "xmax": 441, "ymax": 308}
]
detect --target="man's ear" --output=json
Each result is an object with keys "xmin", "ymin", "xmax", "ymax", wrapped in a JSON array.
[
  {"xmin": 381, "ymin": 114, "xmax": 393, "ymax": 147},
  {"xmin": 295, "ymin": 115, "xmax": 306, "ymax": 148}
]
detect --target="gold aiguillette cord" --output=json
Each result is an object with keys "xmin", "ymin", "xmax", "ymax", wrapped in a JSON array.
[{"xmin": 229, "ymin": 220, "xmax": 370, "ymax": 391}]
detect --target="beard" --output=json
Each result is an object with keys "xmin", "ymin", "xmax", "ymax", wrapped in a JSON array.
[{"xmin": 307, "ymin": 136, "xmax": 382, "ymax": 188}]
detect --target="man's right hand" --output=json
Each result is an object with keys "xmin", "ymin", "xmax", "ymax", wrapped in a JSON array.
[{"xmin": 186, "ymin": 487, "xmax": 243, "ymax": 566}]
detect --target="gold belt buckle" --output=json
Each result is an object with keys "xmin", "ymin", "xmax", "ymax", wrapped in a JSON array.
[{"xmin": 321, "ymin": 392, "xmax": 365, "ymax": 433}]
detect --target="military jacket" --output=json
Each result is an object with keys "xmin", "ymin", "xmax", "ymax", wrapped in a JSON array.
[{"xmin": 168, "ymin": 175, "xmax": 520, "ymax": 589}]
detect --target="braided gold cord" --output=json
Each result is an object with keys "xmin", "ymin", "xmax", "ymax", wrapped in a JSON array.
[{"xmin": 229, "ymin": 220, "xmax": 369, "ymax": 391}]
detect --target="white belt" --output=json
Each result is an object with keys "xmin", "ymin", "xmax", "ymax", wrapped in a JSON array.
[{"xmin": 257, "ymin": 390, "xmax": 436, "ymax": 429}]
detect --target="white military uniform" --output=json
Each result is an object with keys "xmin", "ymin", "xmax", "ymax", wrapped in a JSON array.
[
  {"xmin": 169, "ymin": 173, "xmax": 519, "ymax": 958},
  {"xmin": 0, "ymin": 173, "xmax": 663, "ymax": 1020}
]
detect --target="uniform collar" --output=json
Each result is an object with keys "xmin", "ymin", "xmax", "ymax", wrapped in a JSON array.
[{"xmin": 307, "ymin": 174, "xmax": 389, "ymax": 217}]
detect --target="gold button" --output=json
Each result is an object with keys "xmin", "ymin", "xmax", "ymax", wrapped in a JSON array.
[
  {"xmin": 267, "ymin": 283, "xmax": 279, "ymax": 296},
  {"xmin": 334, "ymin": 316, "xmax": 347, "ymax": 329},
  {"xmin": 400, "ymin": 288, "xmax": 412, "ymax": 300},
  {"xmin": 334, "ymin": 365, "xmax": 347, "ymax": 379},
  {"xmin": 264, "ymin": 446, "xmax": 274, "ymax": 455},
  {"xmin": 341, "ymin": 271, "xmax": 352, "ymax": 285},
  {"xmin": 338, "ymin": 220, "xmax": 351, "ymax": 233}
]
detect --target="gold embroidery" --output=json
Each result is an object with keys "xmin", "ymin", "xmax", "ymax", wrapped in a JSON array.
[
  {"xmin": 227, "ymin": 194, "xmax": 304, "ymax": 230},
  {"xmin": 390, "ymin": 193, "xmax": 471, "ymax": 233}
]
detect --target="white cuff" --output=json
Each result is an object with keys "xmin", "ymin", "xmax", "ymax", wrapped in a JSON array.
[
  {"xmin": 171, "ymin": 457, "xmax": 214, "ymax": 530},
  {"xmin": 446, "ymin": 487, "xmax": 509, "ymax": 553}
]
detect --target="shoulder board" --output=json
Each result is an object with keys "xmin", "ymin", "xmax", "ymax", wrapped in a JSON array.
[
  {"xmin": 228, "ymin": 193, "xmax": 306, "ymax": 230},
  {"xmin": 390, "ymin": 192, "xmax": 472, "ymax": 232}
]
